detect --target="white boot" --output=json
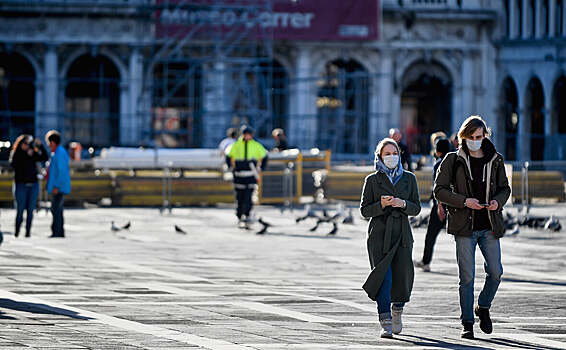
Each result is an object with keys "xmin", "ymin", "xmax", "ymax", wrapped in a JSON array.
[
  {"xmin": 392, "ymin": 308, "xmax": 403, "ymax": 334},
  {"xmin": 379, "ymin": 317, "xmax": 393, "ymax": 338}
]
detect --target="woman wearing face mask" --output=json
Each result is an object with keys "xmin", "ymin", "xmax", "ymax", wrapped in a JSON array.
[
  {"xmin": 360, "ymin": 138, "xmax": 421, "ymax": 338},
  {"xmin": 9, "ymin": 134, "xmax": 49, "ymax": 238},
  {"xmin": 434, "ymin": 115, "xmax": 510, "ymax": 339}
]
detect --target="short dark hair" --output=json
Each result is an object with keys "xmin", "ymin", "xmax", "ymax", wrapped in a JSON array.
[
  {"xmin": 46, "ymin": 130, "xmax": 61, "ymax": 145},
  {"xmin": 435, "ymin": 138, "xmax": 451, "ymax": 156},
  {"xmin": 227, "ymin": 127, "xmax": 238, "ymax": 138}
]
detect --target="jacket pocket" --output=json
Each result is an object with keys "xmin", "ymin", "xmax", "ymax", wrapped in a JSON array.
[
  {"xmin": 446, "ymin": 207, "xmax": 469, "ymax": 233},
  {"xmin": 491, "ymin": 210, "xmax": 505, "ymax": 238}
]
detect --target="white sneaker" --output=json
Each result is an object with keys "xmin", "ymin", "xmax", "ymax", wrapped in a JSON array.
[
  {"xmin": 379, "ymin": 318, "xmax": 393, "ymax": 338},
  {"xmin": 392, "ymin": 308, "xmax": 403, "ymax": 334}
]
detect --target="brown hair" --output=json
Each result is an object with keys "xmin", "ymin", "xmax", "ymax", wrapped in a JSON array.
[
  {"xmin": 457, "ymin": 115, "xmax": 491, "ymax": 141},
  {"xmin": 12, "ymin": 134, "xmax": 32, "ymax": 152},
  {"xmin": 375, "ymin": 138, "xmax": 400, "ymax": 159}
]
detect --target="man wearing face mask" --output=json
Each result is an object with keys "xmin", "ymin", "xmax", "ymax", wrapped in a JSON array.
[{"xmin": 434, "ymin": 116, "xmax": 510, "ymax": 339}]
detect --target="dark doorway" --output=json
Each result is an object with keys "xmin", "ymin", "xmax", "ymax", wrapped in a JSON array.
[
  {"xmin": 152, "ymin": 61, "xmax": 202, "ymax": 147},
  {"xmin": 551, "ymin": 75, "xmax": 566, "ymax": 159},
  {"xmin": 65, "ymin": 54, "xmax": 120, "ymax": 148},
  {"xmin": 401, "ymin": 62, "xmax": 452, "ymax": 155},
  {"xmin": 525, "ymin": 77, "xmax": 545, "ymax": 161},
  {"xmin": 0, "ymin": 53, "xmax": 36, "ymax": 141},
  {"xmin": 316, "ymin": 59, "xmax": 369, "ymax": 155},
  {"xmin": 499, "ymin": 77, "xmax": 519, "ymax": 161}
]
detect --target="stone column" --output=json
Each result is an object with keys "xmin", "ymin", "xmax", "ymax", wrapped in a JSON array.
[
  {"xmin": 119, "ymin": 81, "xmax": 130, "ymax": 146},
  {"xmin": 374, "ymin": 50, "xmax": 393, "ymax": 151},
  {"xmin": 522, "ymin": 0, "xmax": 529, "ymax": 39},
  {"xmin": 41, "ymin": 45, "xmax": 59, "ymax": 138},
  {"xmin": 535, "ymin": 0, "xmax": 542, "ymax": 38},
  {"xmin": 549, "ymin": 0, "xmax": 556, "ymax": 37},
  {"xmin": 202, "ymin": 61, "xmax": 228, "ymax": 148},
  {"xmin": 125, "ymin": 47, "xmax": 142, "ymax": 146},
  {"xmin": 509, "ymin": 0, "xmax": 517, "ymax": 38},
  {"xmin": 461, "ymin": 52, "xmax": 474, "ymax": 119},
  {"xmin": 517, "ymin": 99, "xmax": 528, "ymax": 162},
  {"xmin": 290, "ymin": 47, "xmax": 316, "ymax": 149}
]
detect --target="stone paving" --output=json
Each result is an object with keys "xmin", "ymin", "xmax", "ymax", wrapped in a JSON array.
[{"xmin": 0, "ymin": 203, "xmax": 565, "ymax": 349}]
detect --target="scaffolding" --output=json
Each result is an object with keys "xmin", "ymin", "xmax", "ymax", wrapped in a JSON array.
[{"xmin": 138, "ymin": 0, "xmax": 276, "ymax": 148}]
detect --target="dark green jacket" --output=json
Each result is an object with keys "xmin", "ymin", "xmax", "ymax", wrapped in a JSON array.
[
  {"xmin": 360, "ymin": 171, "xmax": 421, "ymax": 302},
  {"xmin": 433, "ymin": 139, "xmax": 511, "ymax": 238}
]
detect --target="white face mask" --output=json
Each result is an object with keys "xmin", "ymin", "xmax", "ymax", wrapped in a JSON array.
[
  {"xmin": 466, "ymin": 139, "xmax": 483, "ymax": 152},
  {"xmin": 383, "ymin": 155, "xmax": 399, "ymax": 169}
]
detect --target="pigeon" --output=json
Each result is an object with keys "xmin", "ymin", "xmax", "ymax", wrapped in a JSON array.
[
  {"xmin": 309, "ymin": 222, "xmax": 320, "ymax": 232},
  {"xmin": 342, "ymin": 209, "xmax": 354, "ymax": 224},
  {"xmin": 327, "ymin": 222, "xmax": 338, "ymax": 235},
  {"xmin": 258, "ymin": 218, "xmax": 272, "ymax": 228},
  {"xmin": 121, "ymin": 221, "xmax": 131, "ymax": 230},
  {"xmin": 296, "ymin": 205, "xmax": 319, "ymax": 223},
  {"xmin": 174, "ymin": 225, "xmax": 187, "ymax": 234},
  {"xmin": 111, "ymin": 221, "xmax": 121, "ymax": 232},
  {"xmin": 544, "ymin": 216, "xmax": 562, "ymax": 232},
  {"xmin": 256, "ymin": 218, "xmax": 271, "ymax": 235},
  {"xmin": 507, "ymin": 224, "xmax": 520, "ymax": 236}
]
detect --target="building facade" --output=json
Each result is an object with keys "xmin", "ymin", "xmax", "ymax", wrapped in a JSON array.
[{"xmin": 0, "ymin": 0, "xmax": 564, "ymax": 161}]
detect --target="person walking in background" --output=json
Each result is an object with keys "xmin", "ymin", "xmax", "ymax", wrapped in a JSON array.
[
  {"xmin": 414, "ymin": 137, "xmax": 451, "ymax": 272},
  {"xmin": 388, "ymin": 128, "xmax": 412, "ymax": 171},
  {"xmin": 360, "ymin": 138, "xmax": 421, "ymax": 338},
  {"xmin": 434, "ymin": 116, "xmax": 510, "ymax": 339},
  {"xmin": 271, "ymin": 128, "xmax": 288, "ymax": 152},
  {"xmin": 45, "ymin": 130, "xmax": 71, "ymax": 238},
  {"xmin": 9, "ymin": 135, "xmax": 48, "ymax": 237},
  {"xmin": 226, "ymin": 125, "xmax": 268, "ymax": 228},
  {"xmin": 218, "ymin": 127, "xmax": 238, "ymax": 155}
]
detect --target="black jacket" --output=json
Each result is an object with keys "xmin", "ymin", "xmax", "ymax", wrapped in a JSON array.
[
  {"xmin": 9, "ymin": 145, "xmax": 49, "ymax": 184},
  {"xmin": 433, "ymin": 139, "xmax": 511, "ymax": 238}
]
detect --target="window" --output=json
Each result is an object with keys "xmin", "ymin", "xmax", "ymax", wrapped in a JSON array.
[
  {"xmin": 529, "ymin": 0, "xmax": 536, "ymax": 37},
  {"xmin": 558, "ymin": 0, "xmax": 564, "ymax": 36}
]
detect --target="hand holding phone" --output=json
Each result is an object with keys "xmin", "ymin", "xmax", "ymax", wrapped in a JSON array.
[{"xmin": 381, "ymin": 195, "xmax": 393, "ymax": 208}]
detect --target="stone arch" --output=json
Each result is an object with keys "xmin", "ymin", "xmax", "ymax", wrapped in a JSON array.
[
  {"xmin": 498, "ymin": 76, "xmax": 519, "ymax": 161},
  {"xmin": 524, "ymin": 76, "xmax": 545, "ymax": 161},
  {"xmin": 64, "ymin": 53, "xmax": 121, "ymax": 147},
  {"xmin": 315, "ymin": 57, "xmax": 369, "ymax": 155},
  {"xmin": 0, "ymin": 51, "xmax": 37, "ymax": 140},
  {"xmin": 399, "ymin": 59, "xmax": 453, "ymax": 155}
]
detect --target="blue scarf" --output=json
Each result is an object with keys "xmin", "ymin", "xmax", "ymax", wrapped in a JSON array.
[{"xmin": 374, "ymin": 154, "xmax": 404, "ymax": 185}]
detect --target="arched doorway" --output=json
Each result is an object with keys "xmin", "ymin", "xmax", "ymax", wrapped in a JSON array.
[
  {"xmin": 65, "ymin": 54, "xmax": 120, "ymax": 148},
  {"xmin": 400, "ymin": 61, "xmax": 452, "ymax": 155},
  {"xmin": 551, "ymin": 75, "xmax": 566, "ymax": 159},
  {"xmin": 152, "ymin": 61, "xmax": 202, "ymax": 147},
  {"xmin": 316, "ymin": 59, "xmax": 369, "ymax": 155},
  {"xmin": 499, "ymin": 77, "xmax": 519, "ymax": 161},
  {"xmin": 233, "ymin": 59, "xmax": 289, "ymax": 141},
  {"xmin": 525, "ymin": 77, "xmax": 545, "ymax": 161},
  {"xmin": 0, "ymin": 52, "xmax": 36, "ymax": 141}
]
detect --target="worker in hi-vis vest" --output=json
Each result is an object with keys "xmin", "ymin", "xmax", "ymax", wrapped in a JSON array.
[{"xmin": 226, "ymin": 125, "xmax": 268, "ymax": 228}]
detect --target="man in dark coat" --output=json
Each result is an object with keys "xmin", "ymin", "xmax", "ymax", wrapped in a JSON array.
[
  {"xmin": 415, "ymin": 137, "xmax": 451, "ymax": 271},
  {"xmin": 434, "ymin": 116, "xmax": 510, "ymax": 339}
]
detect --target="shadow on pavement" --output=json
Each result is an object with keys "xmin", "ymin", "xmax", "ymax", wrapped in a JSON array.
[
  {"xmin": 266, "ymin": 232, "xmax": 351, "ymax": 240},
  {"xmin": 396, "ymin": 334, "xmax": 495, "ymax": 349},
  {"xmin": 0, "ymin": 298, "xmax": 91, "ymax": 320},
  {"xmin": 0, "ymin": 309, "xmax": 16, "ymax": 320},
  {"xmin": 479, "ymin": 337, "xmax": 565, "ymax": 350},
  {"xmin": 501, "ymin": 277, "xmax": 566, "ymax": 286}
]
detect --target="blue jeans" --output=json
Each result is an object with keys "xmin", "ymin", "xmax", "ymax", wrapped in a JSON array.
[
  {"xmin": 455, "ymin": 229, "xmax": 503, "ymax": 324},
  {"xmin": 13, "ymin": 183, "xmax": 39, "ymax": 236},
  {"xmin": 50, "ymin": 193, "xmax": 65, "ymax": 237},
  {"xmin": 376, "ymin": 265, "xmax": 406, "ymax": 319}
]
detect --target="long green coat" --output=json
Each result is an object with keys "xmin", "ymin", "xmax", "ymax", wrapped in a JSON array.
[{"xmin": 360, "ymin": 170, "xmax": 421, "ymax": 302}]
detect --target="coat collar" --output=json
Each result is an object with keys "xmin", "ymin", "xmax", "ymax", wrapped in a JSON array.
[{"xmin": 374, "ymin": 170, "xmax": 407, "ymax": 194}]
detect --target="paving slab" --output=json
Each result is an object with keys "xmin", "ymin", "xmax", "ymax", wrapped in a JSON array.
[{"xmin": 0, "ymin": 204, "xmax": 565, "ymax": 349}]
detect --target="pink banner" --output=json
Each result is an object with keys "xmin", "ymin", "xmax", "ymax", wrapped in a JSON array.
[{"xmin": 156, "ymin": 0, "xmax": 380, "ymax": 41}]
